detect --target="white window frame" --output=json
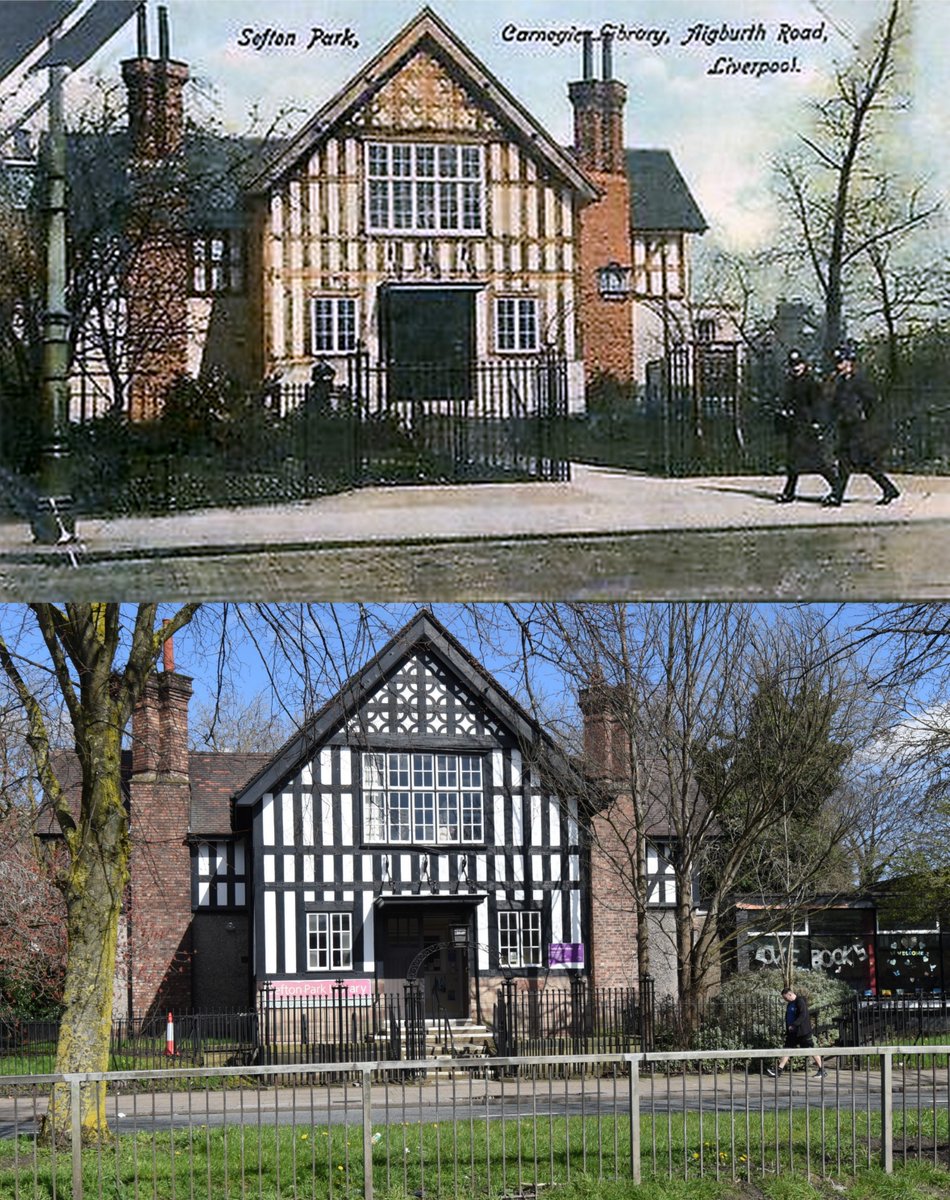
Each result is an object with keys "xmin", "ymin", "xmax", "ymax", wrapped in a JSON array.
[
  {"xmin": 363, "ymin": 752, "xmax": 484, "ymax": 846},
  {"xmin": 495, "ymin": 296, "xmax": 540, "ymax": 354},
  {"xmin": 498, "ymin": 910, "xmax": 542, "ymax": 969},
  {"xmin": 306, "ymin": 911, "xmax": 353, "ymax": 972},
  {"xmin": 646, "ymin": 840, "xmax": 677, "ymax": 907},
  {"xmin": 191, "ymin": 232, "xmax": 244, "ymax": 295},
  {"xmin": 632, "ymin": 234, "xmax": 685, "ymax": 299},
  {"xmin": 366, "ymin": 142, "xmax": 484, "ymax": 235},
  {"xmin": 310, "ymin": 296, "xmax": 358, "ymax": 354}
]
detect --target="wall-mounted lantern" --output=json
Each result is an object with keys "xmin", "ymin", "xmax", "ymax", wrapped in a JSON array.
[{"xmin": 596, "ymin": 261, "xmax": 632, "ymax": 301}]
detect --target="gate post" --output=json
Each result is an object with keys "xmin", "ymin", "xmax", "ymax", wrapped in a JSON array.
[
  {"xmin": 638, "ymin": 975, "xmax": 655, "ymax": 1053},
  {"xmin": 403, "ymin": 980, "xmax": 425, "ymax": 1065},
  {"xmin": 880, "ymin": 1050, "xmax": 893, "ymax": 1173}
]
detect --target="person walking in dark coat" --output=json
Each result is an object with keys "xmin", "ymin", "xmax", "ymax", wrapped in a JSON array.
[
  {"xmin": 766, "ymin": 987, "xmax": 826, "ymax": 1077},
  {"xmin": 775, "ymin": 349, "xmax": 839, "ymax": 503},
  {"xmin": 827, "ymin": 344, "xmax": 900, "ymax": 506}
]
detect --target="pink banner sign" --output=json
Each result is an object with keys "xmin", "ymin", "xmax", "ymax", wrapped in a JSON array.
[{"xmin": 270, "ymin": 979, "xmax": 373, "ymax": 999}]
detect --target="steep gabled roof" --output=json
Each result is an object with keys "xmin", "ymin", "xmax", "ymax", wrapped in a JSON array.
[
  {"xmin": 234, "ymin": 609, "xmax": 577, "ymax": 806},
  {"xmin": 248, "ymin": 7, "xmax": 598, "ymax": 203},
  {"xmin": 625, "ymin": 148, "xmax": 707, "ymax": 233}
]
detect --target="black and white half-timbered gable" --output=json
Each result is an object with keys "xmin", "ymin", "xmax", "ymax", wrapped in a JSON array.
[{"xmin": 233, "ymin": 611, "xmax": 587, "ymax": 1019}]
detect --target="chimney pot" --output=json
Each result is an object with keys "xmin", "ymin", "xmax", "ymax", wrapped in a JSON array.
[
  {"xmin": 158, "ymin": 6, "xmax": 170, "ymax": 60},
  {"xmin": 602, "ymin": 32, "xmax": 614, "ymax": 81},
  {"xmin": 582, "ymin": 32, "xmax": 594, "ymax": 81},
  {"xmin": 136, "ymin": 4, "xmax": 148, "ymax": 58}
]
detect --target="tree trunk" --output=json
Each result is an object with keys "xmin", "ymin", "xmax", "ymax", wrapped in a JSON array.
[{"xmin": 43, "ymin": 719, "xmax": 127, "ymax": 1145}]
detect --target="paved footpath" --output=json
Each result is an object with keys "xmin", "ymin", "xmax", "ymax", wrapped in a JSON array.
[
  {"xmin": 1, "ymin": 466, "xmax": 949, "ymax": 600},
  {"xmin": 3, "ymin": 1061, "xmax": 943, "ymax": 1136}
]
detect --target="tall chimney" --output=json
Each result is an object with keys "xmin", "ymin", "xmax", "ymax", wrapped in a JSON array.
[
  {"xmin": 121, "ymin": 3, "xmax": 190, "ymax": 419},
  {"xmin": 128, "ymin": 662, "xmax": 194, "ymax": 1016},
  {"xmin": 568, "ymin": 34, "xmax": 635, "ymax": 385}
]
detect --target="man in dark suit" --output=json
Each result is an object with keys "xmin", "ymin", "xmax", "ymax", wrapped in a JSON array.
[
  {"xmin": 827, "ymin": 344, "xmax": 900, "ymax": 506},
  {"xmin": 776, "ymin": 348, "xmax": 839, "ymax": 504}
]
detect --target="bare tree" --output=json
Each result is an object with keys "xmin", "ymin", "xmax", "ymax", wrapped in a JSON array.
[
  {"xmin": 774, "ymin": 0, "xmax": 940, "ymax": 360},
  {"xmin": 479, "ymin": 604, "xmax": 883, "ymax": 1027},
  {"xmin": 0, "ymin": 604, "xmax": 199, "ymax": 1142}
]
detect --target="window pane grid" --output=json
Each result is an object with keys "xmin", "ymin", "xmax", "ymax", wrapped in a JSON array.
[
  {"xmin": 307, "ymin": 912, "xmax": 352, "ymax": 971},
  {"xmin": 363, "ymin": 752, "xmax": 483, "ymax": 845},
  {"xmin": 498, "ymin": 911, "xmax": 541, "ymax": 968},
  {"xmin": 496, "ymin": 297, "xmax": 539, "ymax": 353},
  {"xmin": 311, "ymin": 296, "xmax": 357, "ymax": 353},
  {"xmin": 366, "ymin": 142, "xmax": 483, "ymax": 234}
]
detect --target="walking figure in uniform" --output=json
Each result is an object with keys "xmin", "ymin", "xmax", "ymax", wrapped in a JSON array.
[
  {"xmin": 826, "ymin": 343, "xmax": 900, "ymax": 507},
  {"xmin": 775, "ymin": 348, "xmax": 839, "ymax": 504}
]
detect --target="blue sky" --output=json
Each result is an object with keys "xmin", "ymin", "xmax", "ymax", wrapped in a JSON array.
[{"xmin": 3, "ymin": 0, "xmax": 946, "ymax": 251}]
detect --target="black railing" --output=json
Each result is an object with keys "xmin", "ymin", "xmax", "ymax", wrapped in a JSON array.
[
  {"xmin": 838, "ymin": 994, "xmax": 950, "ymax": 1047},
  {"xmin": 573, "ymin": 376, "xmax": 950, "ymax": 479},
  {"xmin": 0, "ymin": 352, "xmax": 570, "ymax": 518},
  {"xmin": 347, "ymin": 347, "xmax": 569, "ymax": 484},
  {"xmin": 493, "ymin": 979, "xmax": 654, "ymax": 1058}
]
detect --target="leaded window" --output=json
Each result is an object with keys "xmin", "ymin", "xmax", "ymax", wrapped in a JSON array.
[
  {"xmin": 191, "ymin": 232, "xmax": 244, "ymax": 295},
  {"xmin": 498, "ymin": 910, "xmax": 542, "ymax": 969},
  {"xmin": 363, "ymin": 752, "xmax": 484, "ymax": 845},
  {"xmin": 496, "ymin": 297, "xmax": 539, "ymax": 353},
  {"xmin": 310, "ymin": 296, "xmax": 357, "ymax": 353},
  {"xmin": 366, "ymin": 142, "xmax": 484, "ymax": 234}
]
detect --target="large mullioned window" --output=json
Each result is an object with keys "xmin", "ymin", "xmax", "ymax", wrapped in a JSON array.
[
  {"xmin": 366, "ymin": 143, "xmax": 484, "ymax": 234},
  {"xmin": 363, "ymin": 752, "xmax": 484, "ymax": 845},
  {"xmin": 306, "ymin": 912, "xmax": 352, "ymax": 971}
]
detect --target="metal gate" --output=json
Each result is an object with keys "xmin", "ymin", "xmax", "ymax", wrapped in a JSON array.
[{"xmin": 346, "ymin": 346, "xmax": 569, "ymax": 484}]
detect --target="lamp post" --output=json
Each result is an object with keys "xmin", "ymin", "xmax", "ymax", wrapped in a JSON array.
[{"xmin": 31, "ymin": 57, "xmax": 74, "ymax": 545}]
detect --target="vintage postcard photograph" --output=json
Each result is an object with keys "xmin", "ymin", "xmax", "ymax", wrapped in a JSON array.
[{"xmin": 0, "ymin": 0, "xmax": 947, "ymax": 599}]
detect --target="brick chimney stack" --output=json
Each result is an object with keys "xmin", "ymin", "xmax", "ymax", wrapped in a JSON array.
[
  {"xmin": 121, "ymin": 3, "xmax": 190, "ymax": 420},
  {"xmin": 569, "ymin": 33, "xmax": 635, "ymax": 385},
  {"xmin": 128, "ymin": 658, "xmax": 194, "ymax": 1016},
  {"xmin": 121, "ymin": 5, "xmax": 189, "ymax": 163},
  {"xmin": 579, "ymin": 669, "xmax": 639, "ymax": 989},
  {"xmin": 578, "ymin": 670, "xmax": 629, "ymax": 780}
]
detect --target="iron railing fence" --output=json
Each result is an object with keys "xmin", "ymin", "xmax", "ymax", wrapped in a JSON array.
[
  {"xmin": 346, "ymin": 347, "xmax": 570, "ymax": 484},
  {"xmin": 493, "ymin": 981, "xmax": 652, "ymax": 1059},
  {"xmin": 257, "ymin": 989, "xmax": 404, "ymax": 1067},
  {"xmin": 0, "ymin": 1011, "xmax": 262, "ymax": 1075},
  {"xmin": 840, "ymin": 994, "xmax": 950, "ymax": 1047},
  {"xmin": 0, "ymin": 985, "xmax": 849, "ymax": 1076},
  {"xmin": 1, "ymin": 1047, "xmax": 948, "ymax": 1198},
  {"xmin": 0, "ymin": 353, "xmax": 570, "ymax": 519},
  {"xmin": 574, "ymin": 383, "xmax": 950, "ymax": 479}
]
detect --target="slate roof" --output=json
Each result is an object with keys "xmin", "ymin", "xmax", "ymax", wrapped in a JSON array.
[
  {"xmin": 625, "ymin": 148, "xmax": 707, "ymax": 234},
  {"xmin": 188, "ymin": 751, "xmax": 270, "ymax": 834}
]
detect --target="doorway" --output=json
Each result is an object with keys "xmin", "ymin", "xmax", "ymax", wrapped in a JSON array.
[
  {"xmin": 380, "ymin": 287, "xmax": 475, "ymax": 401},
  {"xmin": 380, "ymin": 907, "xmax": 470, "ymax": 1019}
]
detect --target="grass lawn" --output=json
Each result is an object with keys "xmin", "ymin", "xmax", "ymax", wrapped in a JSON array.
[{"xmin": 0, "ymin": 1105, "xmax": 947, "ymax": 1200}]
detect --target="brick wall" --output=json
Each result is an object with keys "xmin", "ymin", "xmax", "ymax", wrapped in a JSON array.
[
  {"xmin": 128, "ymin": 670, "xmax": 194, "ymax": 1017},
  {"xmin": 580, "ymin": 678, "xmax": 639, "ymax": 987},
  {"xmin": 569, "ymin": 65, "xmax": 634, "ymax": 384},
  {"xmin": 121, "ymin": 21, "xmax": 190, "ymax": 421}
]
